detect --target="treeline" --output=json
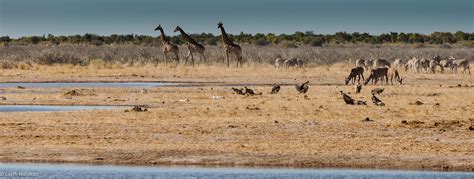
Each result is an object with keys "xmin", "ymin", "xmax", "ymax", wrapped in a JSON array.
[{"xmin": 1, "ymin": 31, "xmax": 473, "ymax": 47}]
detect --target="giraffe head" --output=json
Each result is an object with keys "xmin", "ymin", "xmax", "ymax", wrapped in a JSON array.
[
  {"xmin": 217, "ymin": 22, "xmax": 224, "ymax": 29},
  {"xmin": 173, "ymin": 26, "xmax": 182, "ymax": 33},
  {"xmin": 154, "ymin": 24, "xmax": 162, "ymax": 31}
]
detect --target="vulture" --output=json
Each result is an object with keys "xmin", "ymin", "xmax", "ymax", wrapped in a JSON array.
[
  {"xmin": 231, "ymin": 87, "xmax": 245, "ymax": 95},
  {"xmin": 355, "ymin": 100, "xmax": 367, "ymax": 105},
  {"xmin": 371, "ymin": 88, "xmax": 385, "ymax": 95},
  {"xmin": 244, "ymin": 86, "xmax": 256, "ymax": 95},
  {"xmin": 372, "ymin": 94, "xmax": 385, "ymax": 106},
  {"xmin": 295, "ymin": 81, "xmax": 309, "ymax": 94},
  {"xmin": 270, "ymin": 84, "xmax": 281, "ymax": 94},
  {"xmin": 355, "ymin": 82, "xmax": 362, "ymax": 94},
  {"xmin": 340, "ymin": 91, "xmax": 355, "ymax": 105}
]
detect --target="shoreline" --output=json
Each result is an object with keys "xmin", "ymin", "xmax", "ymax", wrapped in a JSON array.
[{"xmin": 1, "ymin": 157, "xmax": 472, "ymax": 172}]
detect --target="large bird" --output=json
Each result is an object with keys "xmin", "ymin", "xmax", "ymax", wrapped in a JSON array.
[
  {"xmin": 355, "ymin": 82, "xmax": 362, "ymax": 94},
  {"xmin": 355, "ymin": 100, "xmax": 367, "ymax": 105},
  {"xmin": 371, "ymin": 88, "xmax": 384, "ymax": 95},
  {"xmin": 340, "ymin": 91, "xmax": 355, "ymax": 105},
  {"xmin": 295, "ymin": 81, "xmax": 309, "ymax": 94},
  {"xmin": 244, "ymin": 86, "xmax": 258, "ymax": 95},
  {"xmin": 231, "ymin": 87, "xmax": 245, "ymax": 95},
  {"xmin": 270, "ymin": 84, "xmax": 281, "ymax": 94},
  {"xmin": 372, "ymin": 94, "xmax": 385, "ymax": 106}
]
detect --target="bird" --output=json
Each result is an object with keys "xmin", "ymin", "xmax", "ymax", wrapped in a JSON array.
[
  {"xmin": 340, "ymin": 91, "xmax": 355, "ymax": 105},
  {"xmin": 270, "ymin": 84, "xmax": 281, "ymax": 94},
  {"xmin": 371, "ymin": 88, "xmax": 384, "ymax": 95},
  {"xmin": 355, "ymin": 82, "xmax": 362, "ymax": 94},
  {"xmin": 372, "ymin": 94, "xmax": 385, "ymax": 106},
  {"xmin": 231, "ymin": 87, "xmax": 245, "ymax": 95},
  {"xmin": 355, "ymin": 100, "xmax": 367, "ymax": 105},
  {"xmin": 244, "ymin": 86, "xmax": 262, "ymax": 96},
  {"xmin": 295, "ymin": 81, "xmax": 309, "ymax": 94}
]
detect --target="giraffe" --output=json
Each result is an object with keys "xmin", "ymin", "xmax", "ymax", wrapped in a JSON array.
[
  {"xmin": 174, "ymin": 26, "xmax": 206, "ymax": 67},
  {"xmin": 217, "ymin": 22, "xmax": 243, "ymax": 67},
  {"xmin": 154, "ymin": 24, "xmax": 179, "ymax": 66}
]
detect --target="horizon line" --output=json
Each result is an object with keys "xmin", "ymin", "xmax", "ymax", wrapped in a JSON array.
[{"xmin": 4, "ymin": 30, "xmax": 473, "ymax": 39}]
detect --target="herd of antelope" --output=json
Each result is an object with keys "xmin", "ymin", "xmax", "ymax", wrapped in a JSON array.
[{"xmin": 347, "ymin": 55, "xmax": 470, "ymax": 86}]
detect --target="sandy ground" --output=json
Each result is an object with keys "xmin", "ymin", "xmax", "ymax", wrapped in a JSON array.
[{"xmin": 0, "ymin": 64, "xmax": 473, "ymax": 171}]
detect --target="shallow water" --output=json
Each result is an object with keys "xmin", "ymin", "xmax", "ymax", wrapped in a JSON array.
[
  {"xmin": 0, "ymin": 82, "xmax": 178, "ymax": 88},
  {"xmin": 0, "ymin": 105, "xmax": 118, "ymax": 112},
  {"xmin": 0, "ymin": 163, "xmax": 472, "ymax": 179}
]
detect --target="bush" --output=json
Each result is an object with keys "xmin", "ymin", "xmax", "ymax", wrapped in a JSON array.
[
  {"xmin": 254, "ymin": 39, "xmax": 270, "ymax": 46},
  {"xmin": 205, "ymin": 37, "xmax": 218, "ymax": 46},
  {"xmin": 36, "ymin": 51, "xmax": 85, "ymax": 65},
  {"xmin": 309, "ymin": 38, "xmax": 324, "ymax": 47},
  {"xmin": 281, "ymin": 41, "xmax": 298, "ymax": 48}
]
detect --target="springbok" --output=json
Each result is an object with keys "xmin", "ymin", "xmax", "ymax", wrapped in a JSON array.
[
  {"xmin": 388, "ymin": 68, "xmax": 403, "ymax": 85},
  {"xmin": 364, "ymin": 67, "xmax": 388, "ymax": 85},
  {"xmin": 345, "ymin": 67, "xmax": 365, "ymax": 85},
  {"xmin": 355, "ymin": 59, "xmax": 365, "ymax": 68}
]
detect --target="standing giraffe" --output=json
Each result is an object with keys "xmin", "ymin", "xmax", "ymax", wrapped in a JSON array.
[
  {"xmin": 217, "ymin": 22, "xmax": 243, "ymax": 67},
  {"xmin": 174, "ymin": 26, "xmax": 206, "ymax": 67},
  {"xmin": 154, "ymin": 24, "xmax": 179, "ymax": 66}
]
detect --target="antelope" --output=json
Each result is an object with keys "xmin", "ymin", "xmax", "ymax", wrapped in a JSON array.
[
  {"xmin": 388, "ymin": 68, "xmax": 403, "ymax": 85},
  {"xmin": 345, "ymin": 67, "xmax": 365, "ymax": 85},
  {"xmin": 364, "ymin": 67, "xmax": 388, "ymax": 85},
  {"xmin": 373, "ymin": 59, "xmax": 391, "ymax": 68},
  {"xmin": 355, "ymin": 59, "xmax": 365, "ymax": 68}
]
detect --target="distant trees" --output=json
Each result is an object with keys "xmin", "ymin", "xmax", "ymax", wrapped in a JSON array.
[{"xmin": 2, "ymin": 31, "xmax": 473, "ymax": 46}]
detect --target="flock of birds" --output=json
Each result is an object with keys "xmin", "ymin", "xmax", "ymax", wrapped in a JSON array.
[{"xmin": 231, "ymin": 81, "xmax": 387, "ymax": 106}]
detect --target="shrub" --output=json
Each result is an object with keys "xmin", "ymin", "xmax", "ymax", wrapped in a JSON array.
[
  {"xmin": 36, "ymin": 51, "xmax": 85, "ymax": 65},
  {"xmin": 205, "ymin": 37, "xmax": 218, "ymax": 46},
  {"xmin": 309, "ymin": 38, "xmax": 324, "ymax": 47},
  {"xmin": 254, "ymin": 39, "xmax": 270, "ymax": 46}
]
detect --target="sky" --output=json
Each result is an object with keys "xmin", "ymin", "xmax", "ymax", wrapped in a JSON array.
[{"xmin": 0, "ymin": 0, "xmax": 473, "ymax": 38}]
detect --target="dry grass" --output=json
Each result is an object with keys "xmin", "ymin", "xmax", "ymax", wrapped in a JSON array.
[
  {"xmin": 0, "ymin": 64, "xmax": 473, "ymax": 171},
  {"xmin": 1, "ymin": 43, "xmax": 472, "ymax": 68}
]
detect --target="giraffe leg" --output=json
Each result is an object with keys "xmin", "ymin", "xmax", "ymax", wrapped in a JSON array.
[
  {"xmin": 163, "ymin": 51, "xmax": 168, "ymax": 67},
  {"xmin": 226, "ymin": 51, "xmax": 230, "ymax": 67},
  {"xmin": 200, "ymin": 51, "xmax": 206, "ymax": 63},
  {"xmin": 185, "ymin": 50, "xmax": 191, "ymax": 66},
  {"xmin": 190, "ymin": 51, "xmax": 195, "ymax": 67},
  {"xmin": 236, "ymin": 52, "xmax": 242, "ymax": 68},
  {"xmin": 175, "ymin": 51, "xmax": 180, "ymax": 66}
]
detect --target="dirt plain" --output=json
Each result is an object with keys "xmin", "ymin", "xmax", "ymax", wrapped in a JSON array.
[{"xmin": 0, "ymin": 64, "xmax": 473, "ymax": 171}]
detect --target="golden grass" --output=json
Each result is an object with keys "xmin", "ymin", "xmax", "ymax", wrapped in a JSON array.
[{"xmin": 0, "ymin": 64, "xmax": 473, "ymax": 171}]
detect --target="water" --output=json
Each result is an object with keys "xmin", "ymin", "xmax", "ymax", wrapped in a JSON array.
[
  {"xmin": 0, "ymin": 82, "xmax": 178, "ymax": 88},
  {"xmin": 0, "ymin": 105, "xmax": 118, "ymax": 112},
  {"xmin": 0, "ymin": 163, "xmax": 472, "ymax": 179}
]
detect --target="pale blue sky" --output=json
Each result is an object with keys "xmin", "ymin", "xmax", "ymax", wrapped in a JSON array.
[{"xmin": 0, "ymin": 0, "xmax": 473, "ymax": 37}]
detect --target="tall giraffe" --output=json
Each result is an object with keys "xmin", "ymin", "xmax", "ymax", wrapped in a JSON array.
[
  {"xmin": 217, "ymin": 22, "xmax": 242, "ymax": 67},
  {"xmin": 174, "ymin": 26, "xmax": 206, "ymax": 67},
  {"xmin": 154, "ymin": 24, "xmax": 179, "ymax": 66}
]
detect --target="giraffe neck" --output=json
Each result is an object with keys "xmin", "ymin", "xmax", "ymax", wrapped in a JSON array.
[
  {"xmin": 178, "ymin": 28, "xmax": 199, "ymax": 45},
  {"xmin": 219, "ymin": 27, "xmax": 234, "ymax": 45},
  {"xmin": 158, "ymin": 28, "xmax": 169, "ymax": 43}
]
